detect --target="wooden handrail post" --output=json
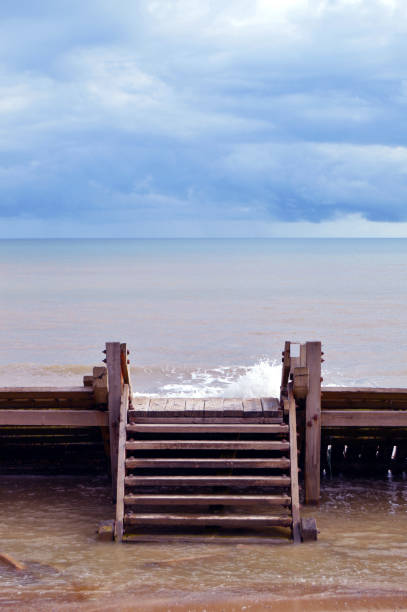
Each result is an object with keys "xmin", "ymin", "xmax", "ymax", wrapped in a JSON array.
[
  {"xmin": 280, "ymin": 340, "xmax": 291, "ymax": 399},
  {"xmin": 115, "ymin": 384, "xmax": 129, "ymax": 542},
  {"xmin": 287, "ymin": 383, "xmax": 301, "ymax": 543},
  {"xmin": 304, "ymin": 341, "xmax": 322, "ymax": 504},
  {"xmin": 120, "ymin": 343, "xmax": 132, "ymax": 400},
  {"xmin": 106, "ymin": 342, "xmax": 122, "ymax": 496}
]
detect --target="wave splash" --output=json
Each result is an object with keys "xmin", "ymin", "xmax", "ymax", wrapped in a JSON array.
[
  {"xmin": 225, "ymin": 360, "xmax": 282, "ymax": 398},
  {"xmin": 155, "ymin": 359, "xmax": 282, "ymax": 399}
]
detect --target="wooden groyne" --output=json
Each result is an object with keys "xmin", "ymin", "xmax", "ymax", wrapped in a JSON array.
[
  {"xmin": 0, "ymin": 367, "xmax": 109, "ymax": 473},
  {"xmin": 1, "ymin": 340, "xmax": 406, "ymax": 544},
  {"xmin": 281, "ymin": 341, "xmax": 407, "ymax": 502}
]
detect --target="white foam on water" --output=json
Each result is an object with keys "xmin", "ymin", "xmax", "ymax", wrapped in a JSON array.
[
  {"xmin": 135, "ymin": 359, "xmax": 283, "ymax": 398},
  {"xmin": 225, "ymin": 359, "xmax": 282, "ymax": 398}
]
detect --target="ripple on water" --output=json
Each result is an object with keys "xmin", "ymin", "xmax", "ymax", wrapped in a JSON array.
[{"xmin": 0, "ymin": 475, "xmax": 407, "ymax": 607}]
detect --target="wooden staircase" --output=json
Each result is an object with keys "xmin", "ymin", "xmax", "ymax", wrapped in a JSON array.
[{"xmin": 113, "ymin": 387, "xmax": 312, "ymax": 544}]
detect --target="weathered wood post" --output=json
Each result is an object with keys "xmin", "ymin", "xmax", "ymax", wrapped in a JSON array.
[
  {"xmin": 304, "ymin": 341, "xmax": 322, "ymax": 504},
  {"xmin": 92, "ymin": 366, "xmax": 108, "ymax": 406},
  {"xmin": 115, "ymin": 383, "xmax": 129, "ymax": 542},
  {"xmin": 287, "ymin": 382, "xmax": 301, "ymax": 543},
  {"xmin": 120, "ymin": 342, "xmax": 132, "ymax": 398},
  {"xmin": 105, "ymin": 342, "xmax": 122, "ymax": 495},
  {"xmin": 281, "ymin": 340, "xmax": 291, "ymax": 396}
]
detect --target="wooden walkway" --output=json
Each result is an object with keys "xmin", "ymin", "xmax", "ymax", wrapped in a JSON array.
[{"xmin": 131, "ymin": 396, "xmax": 280, "ymax": 420}]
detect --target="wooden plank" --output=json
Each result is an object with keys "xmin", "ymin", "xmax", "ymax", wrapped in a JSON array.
[
  {"xmin": 0, "ymin": 399, "xmax": 94, "ymax": 410},
  {"xmin": 128, "ymin": 416, "xmax": 283, "ymax": 424},
  {"xmin": 222, "ymin": 399, "xmax": 243, "ymax": 416},
  {"xmin": 125, "ymin": 458, "xmax": 291, "ymax": 469},
  {"xmin": 125, "ymin": 475, "xmax": 291, "ymax": 486},
  {"xmin": 321, "ymin": 388, "xmax": 407, "ymax": 410},
  {"xmin": 0, "ymin": 409, "xmax": 108, "ymax": 426},
  {"xmin": 83, "ymin": 375, "xmax": 93, "ymax": 387},
  {"xmin": 261, "ymin": 397, "xmax": 281, "ymax": 414},
  {"xmin": 322, "ymin": 387, "xmax": 407, "ymax": 397},
  {"xmin": 165, "ymin": 398, "xmax": 186, "ymax": 413},
  {"xmin": 149, "ymin": 398, "xmax": 168, "ymax": 413},
  {"xmin": 120, "ymin": 343, "xmax": 132, "ymax": 397},
  {"xmin": 124, "ymin": 513, "xmax": 292, "ymax": 527},
  {"xmin": 281, "ymin": 340, "xmax": 291, "ymax": 391},
  {"xmin": 122, "ymin": 534, "xmax": 290, "ymax": 545},
  {"xmin": 106, "ymin": 342, "xmax": 122, "ymax": 495},
  {"xmin": 243, "ymin": 398, "xmax": 263, "ymax": 416},
  {"xmin": 124, "ymin": 494, "xmax": 291, "ymax": 506},
  {"xmin": 204, "ymin": 398, "xmax": 224, "ymax": 415},
  {"xmin": 0, "ymin": 553, "xmax": 26, "ymax": 571},
  {"xmin": 301, "ymin": 517, "xmax": 318, "ymax": 541},
  {"xmin": 0, "ymin": 387, "xmax": 93, "ymax": 400},
  {"xmin": 126, "ymin": 440, "xmax": 290, "ymax": 451},
  {"xmin": 130, "ymin": 397, "xmax": 150, "ymax": 413},
  {"xmin": 305, "ymin": 341, "xmax": 321, "ymax": 505},
  {"xmin": 126, "ymin": 423, "xmax": 288, "ymax": 434},
  {"xmin": 293, "ymin": 367, "xmax": 309, "ymax": 400},
  {"xmin": 322, "ymin": 400, "xmax": 407, "ymax": 411},
  {"xmin": 184, "ymin": 398, "xmax": 204, "ymax": 416},
  {"xmin": 115, "ymin": 384, "xmax": 129, "ymax": 543},
  {"xmin": 321, "ymin": 410, "xmax": 407, "ymax": 427},
  {"xmin": 93, "ymin": 366, "xmax": 108, "ymax": 405},
  {"xmin": 288, "ymin": 385, "xmax": 301, "ymax": 543}
]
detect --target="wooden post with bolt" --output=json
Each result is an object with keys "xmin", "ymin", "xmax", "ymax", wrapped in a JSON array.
[
  {"xmin": 105, "ymin": 342, "xmax": 122, "ymax": 496},
  {"xmin": 304, "ymin": 341, "xmax": 322, "ymax": 504}
]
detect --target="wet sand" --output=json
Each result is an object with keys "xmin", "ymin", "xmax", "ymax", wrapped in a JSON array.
[{"xmin": 2, "ymin": 589, "xmax": 407, "ymax": 611}]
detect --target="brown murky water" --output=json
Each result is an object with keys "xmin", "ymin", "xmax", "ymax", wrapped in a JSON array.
[{"xmin": 1, "ymin": 475, "xmax": 406, "ymax": 610}]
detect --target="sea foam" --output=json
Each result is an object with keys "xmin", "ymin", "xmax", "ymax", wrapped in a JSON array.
[
  {"xmin": 150, "ymin": 359, "xmax": 282, "ymax": 399},
  {"xmin": 224, "ymin": 360, "xmax": 282, "ymax": 398}
]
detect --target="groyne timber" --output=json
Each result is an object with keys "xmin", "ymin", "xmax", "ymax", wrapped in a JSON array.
[{"xmin": 1, "ymin": 341, "xmax": 406, "ymax": 544}]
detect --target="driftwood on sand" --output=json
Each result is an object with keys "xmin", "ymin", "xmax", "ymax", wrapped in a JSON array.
[{"xmin": 0, "ymin": 553, "xmax": 26, "ymax": 571}]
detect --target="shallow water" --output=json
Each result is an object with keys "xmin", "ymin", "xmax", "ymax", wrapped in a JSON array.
[{"xmin": 1, "ymin": 476, "xmax": 406, "ymax": 609}]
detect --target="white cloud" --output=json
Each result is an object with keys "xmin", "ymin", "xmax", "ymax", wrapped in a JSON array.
[{"xmin": 1, "ymin": 0, "xmax": 407, "ymax": 234}]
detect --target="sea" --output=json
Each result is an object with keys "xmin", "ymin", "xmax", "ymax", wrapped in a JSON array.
[
  {"xmin": 1, "ymin": 238, "xmax": 406, "ymax": 392},
  {"xmin": 0, "ymin": 238, "xmax": 407, "ymax": 610}
]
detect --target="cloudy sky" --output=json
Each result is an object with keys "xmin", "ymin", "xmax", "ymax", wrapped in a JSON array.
[{"xmin": 1, "ymin": 0, "xmax": 407, "ymax": 237}]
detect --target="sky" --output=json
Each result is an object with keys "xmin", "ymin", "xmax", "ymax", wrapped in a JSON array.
[{"xmin": 1, "ymin": 0, "xmax": 407, "ymax": 238}]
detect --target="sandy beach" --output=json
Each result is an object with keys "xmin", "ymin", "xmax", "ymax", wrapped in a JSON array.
[{"xmin": 4, "ymin": 589, "xmax": 407, "ymax": 611}]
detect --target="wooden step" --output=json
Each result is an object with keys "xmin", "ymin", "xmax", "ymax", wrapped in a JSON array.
[
  {"xmin": 125, "ymin": 458, "xmax": 290, "ymax": 469},
  {"xmin": 122, "ymin": 533, "xmax": 290, "ymax": 545},
  {"xmin": 126, "ymin": 423, "xmax": 288, "ymax": 434},
  {"xmin": 124, "ymin": 513, "xmax": 292, "ymax": 527},
  {"xmin": 124, "ymin": 494, "xmax": 292, "ymax": 506},
  {"xmin": 125, "ymin": 440, "xmax": 290, "ymax": 451},
  {"xmin": 0, "ymin": 387, "xmax": 93, "ymax": 400},
  {"xmin": 124, "ymin": 475, "xmax": 291, "ymax": 487},
  {"xmin": 130, "ymin": 397, "xmax": 282, "ymax": 417},
  {"xmin": 128, "ymin": 415, "xmax": 283, "ymax": 424}
]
